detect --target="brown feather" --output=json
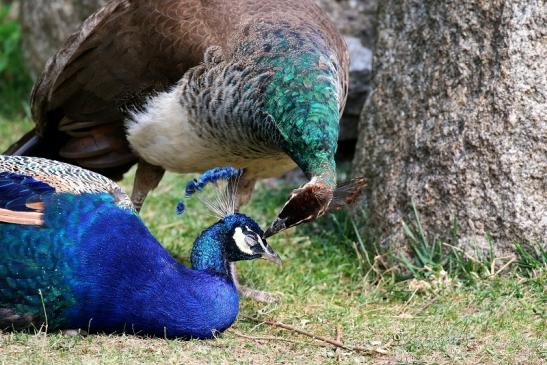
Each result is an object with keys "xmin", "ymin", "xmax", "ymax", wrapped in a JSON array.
[
  {"xmin": 25, "ymin": 202, "xmax": 45, "ymax": 211},
  {"xmin": 0, "ymin": 208, "xmax": 44, "ymax": 226},
  {"xmin": 328, "ymin": 177, "xmax": 367, "ymax": 212}
]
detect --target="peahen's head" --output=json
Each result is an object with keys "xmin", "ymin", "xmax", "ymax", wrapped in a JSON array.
[
  {"xmin": 264, "ymin": 176, "xmax": 367, "ymax": 238},
  {"xmin": 263, "ymin": 178, "xmax": 332, "ymax": 238},
  {"xmin": 220, "ymin": 213, "xmax": 281, "ymax": 264}
]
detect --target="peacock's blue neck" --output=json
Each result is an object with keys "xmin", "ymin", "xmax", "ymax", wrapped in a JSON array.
[
  {"xmin": 190, "ymin": 223, "xmax": 231, "ymax": 277},
  {"xmin": 43, "ymin": 194, "xmax": 239, "ymax": 338}
]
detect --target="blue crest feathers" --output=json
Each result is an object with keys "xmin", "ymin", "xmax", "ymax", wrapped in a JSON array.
[
  {"xmin": 177, "ymin": 167, "xmax": 244, "ymax": 217},
  {"xmin": 184, "ymin": 167, "xmax": 243, "ymax": 198}
]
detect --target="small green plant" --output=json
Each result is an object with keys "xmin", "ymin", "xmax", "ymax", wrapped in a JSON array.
[
  {"xmin": 514, "ymin": 242, "xmax": 547, "ymax": 275},
  {"xmin": 0, "ymin": 4, "xmax": 32, "ymax": 119},
  {"xmin": 396, "ymin": 202, "xmax": 501, "ymax": 283}
]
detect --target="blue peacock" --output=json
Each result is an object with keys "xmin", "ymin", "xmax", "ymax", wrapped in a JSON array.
[{"xmin": 0, "ymin": 156, "xmax": 280, "ymax": 338}]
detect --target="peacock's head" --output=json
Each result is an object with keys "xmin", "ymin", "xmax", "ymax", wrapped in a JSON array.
[
  {"xmin": 264, "ymin": 178, "xmax": 333, "ymax": 238},
  {"xmin": 222, "ymin": 213, "xmax": 282, "ymax": 264}
]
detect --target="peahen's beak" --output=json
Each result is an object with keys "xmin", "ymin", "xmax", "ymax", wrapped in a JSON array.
[
  {"xmin": 263, "ymin": 217, "xmax": 287, "ymax": 238},
  {"xmin": 261, "ymin": 249, "xmax": 283, "ymax": 265}
]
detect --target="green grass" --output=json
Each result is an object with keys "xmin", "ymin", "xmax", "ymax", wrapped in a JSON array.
[
  {"xmin": 0, "ymin": 9, "xmax": 545, "ymax": 362},
  {"xmin": 1, "ymin": 121, "xmax": 546, "ymax": 364},
  {"xmin": 0, "ymin": 5, "xmax": 32, "ymax": 119}
]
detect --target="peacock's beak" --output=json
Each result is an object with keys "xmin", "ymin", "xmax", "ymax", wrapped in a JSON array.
[
  {"xmin": 263, "ymin": 217, "xmax": 287, "ymax": 238},
  {"xmin": 261, "ymin": 249, "xmax": 282, "ymax": 265}
]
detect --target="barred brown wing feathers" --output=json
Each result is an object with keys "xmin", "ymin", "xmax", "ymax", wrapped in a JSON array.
[
  {"xmin": 328, "ymin": 177, "xmax": 366, "ymax": 212},
  {"xmin": 0, "ymin": 156, "xmax": 134, "ymax": 211}
]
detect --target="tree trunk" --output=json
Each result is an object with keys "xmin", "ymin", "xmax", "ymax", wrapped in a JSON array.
[
  {"xmin": 19, "ymin": 0, "xmax": 108, "ymax": 78},
  {"xmin": 353, "ymin": 1, "xmax": 546, "ymax": 257}
]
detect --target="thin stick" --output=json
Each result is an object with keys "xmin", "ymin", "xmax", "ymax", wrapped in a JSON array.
[
  {"xmin": 229, "ymin": 329, "xmax": 309, "ymax": 346},
  {"xmin": 399, "ymin": 288, "xmax": 419, "ymax": 315},
  {"xmin": 493, "ymin": 258, "xmax": 516, "ymax": 277},
  {"xmin": 335, "ymin": 324, "xmax": 343, "ymax": 362},
  {"xmin": 241, "ymin": 315, "xmax": 379, "ymax": 355}
]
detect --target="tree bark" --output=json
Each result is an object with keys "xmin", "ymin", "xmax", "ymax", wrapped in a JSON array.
[{"xmin": 354, "ymin": 1, "xmax": 546, "ymax": 257}]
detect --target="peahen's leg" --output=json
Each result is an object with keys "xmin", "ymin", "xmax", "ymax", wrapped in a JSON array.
[
  {"xmin": 131, "ymin": 159, "xmax": 165, "ymax": 212},
  {"xmin": 230, "ymin": 177, "xmax": 282, "ymax": 303}
]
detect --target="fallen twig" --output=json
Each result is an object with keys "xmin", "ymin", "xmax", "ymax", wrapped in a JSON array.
[
  {"xmin": 241, "ymin": 315, "xmax": 387, "ymax": 355},
  {"xmin": 492, "ymin": 258, "xmax": 516, "ymax": 277},
  {"xmin": 335, "ymin": 324, "xmax": 343, "ymax": 362},
  {"xmin": 229, "ymin": 329, "xmax": 307, "ymax": 346}
]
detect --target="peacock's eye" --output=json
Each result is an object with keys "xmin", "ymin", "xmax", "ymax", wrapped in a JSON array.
[
  {"xmin": 232, "ymin": 227, "xmax": 255, "ymax": 255},
  {"xmin": 245, "ymin": 235, "xmax": 258, "ymax": 246}
]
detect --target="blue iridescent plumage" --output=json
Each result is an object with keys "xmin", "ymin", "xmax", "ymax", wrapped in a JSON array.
[
  {"xmin": 0, "ymin": 172, "xmax": 55, "ymax": 211},
  {"xmin": 184, "ymin": 167, "xmax": 243, "ymax": 197},
  {"xmin": 0, "ymin": 165, "xmax": 279, "ymax": 338},
  {"xmin": 177, "ymin": 167, "xmax": 243, "ymax": 216}
]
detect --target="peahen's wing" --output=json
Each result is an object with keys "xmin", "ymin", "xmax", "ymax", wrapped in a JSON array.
[
  {"xmin": 0, "ymin": 156, "xmax": 133, "ymax": 211},
  {"xmin": 29, "ymin": 0, "xmax": 214, "ymax": 174}
]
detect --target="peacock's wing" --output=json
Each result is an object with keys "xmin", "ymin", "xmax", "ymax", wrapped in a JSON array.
[
  {"xmin": 0, "ymin": 156, "xmax": 133, "ymax": 211},
  {"xmin": 0, "ymin": 167, "xmax": 170, "ymax": 332},
  {"xmin": 0, "ymin": 171, "xmax": 78, "ymax": 330}
]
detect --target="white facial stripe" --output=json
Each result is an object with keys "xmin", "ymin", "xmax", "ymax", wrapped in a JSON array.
[
  {"xmin": 256, "ymin": 235, "xmax": 269, "ymax": 253},
  {"xmin": 233, "ymin": 227, "xmax": 253, "ymax": 255}
]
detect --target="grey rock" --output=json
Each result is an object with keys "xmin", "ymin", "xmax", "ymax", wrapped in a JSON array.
[
  {"xmin": 315, "ymin": 0, "xmax": 378, "ymax": 141},
  {"xmin": 19, "ymin": 0, "xmax": 108, "ymax": 78},
  {"xmin": 353, "ymin": 0, "xmax": 547, "ymax": 259}
]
